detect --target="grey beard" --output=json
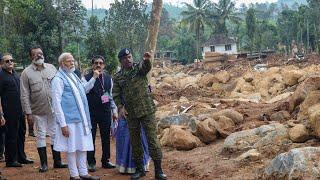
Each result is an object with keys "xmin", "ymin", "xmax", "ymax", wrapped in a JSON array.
[
  {"xmin": 63, "ymin": 67, "xmax": 75, "ymax": 73},
  {"xmin": 33, "ymin": 58, "xmax": 44, "ymax": 65}
]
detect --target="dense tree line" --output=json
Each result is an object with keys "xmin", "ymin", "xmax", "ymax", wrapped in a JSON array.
[{"xmin": 0, "ymin": 0, "xmax": 319, "ymax": 70}]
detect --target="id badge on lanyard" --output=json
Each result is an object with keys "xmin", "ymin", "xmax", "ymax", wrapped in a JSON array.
[
  {"xmin": 98, "ymin": 74, "xmax": 109, "ymax": 104},
  {"xmin": 101, "ymin": 94, "xmax": 109, "ymax": 103}
]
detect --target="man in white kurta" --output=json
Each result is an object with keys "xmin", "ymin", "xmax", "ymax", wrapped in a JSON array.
[{"xmin": 51, "ymin": 53, "xmax": 99, "ymax": 180}]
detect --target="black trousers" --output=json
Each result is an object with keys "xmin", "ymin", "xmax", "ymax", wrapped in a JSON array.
[
  {"xmin": 4, "ymin": 114, "xmax": 27, "ymax": 163},
  {"xmin": 0, "ymin": 126, "xmax": 5, "ymax": 157},
  {"xmin": 87, "ymin": 112, "xmax": 112, "ymax": 165}
]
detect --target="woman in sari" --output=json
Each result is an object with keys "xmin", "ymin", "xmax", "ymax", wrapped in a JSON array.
[{"xmin": 114, "ymin": 117, "xmax": 150, "ymax": 174}]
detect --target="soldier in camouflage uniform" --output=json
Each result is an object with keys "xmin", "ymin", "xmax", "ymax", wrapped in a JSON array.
[{"xmin": 113, "ymin": 48, "xmax": 167, "ymax": 180}]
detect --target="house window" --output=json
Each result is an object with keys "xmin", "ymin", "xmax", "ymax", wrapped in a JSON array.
[
  {"xmin": 225, "ymin": 44, "xmax": 232, "ymax": 51},
  {"xmin": 210, "ymin": 45, "xmax": 215, "ymax": 52}
]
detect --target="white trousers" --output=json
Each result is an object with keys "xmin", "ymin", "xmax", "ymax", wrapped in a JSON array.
[
  {"xmin": 67, "ymin": 151, "xmax": 88, "ymax": 177},
  {"xmin": 33, "ymin": 114, "xmax": 56, "ymax": 147}
]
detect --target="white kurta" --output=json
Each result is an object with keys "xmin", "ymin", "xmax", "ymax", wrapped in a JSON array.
[{"xmin": 51, "ymin": 72, "xmax": 95, "ymax": 153}]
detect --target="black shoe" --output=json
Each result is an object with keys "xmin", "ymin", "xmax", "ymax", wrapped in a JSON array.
[
  {"xmin": 131, "ymin": 166, "xmax": 146, "ymax": 180},
  {"xmin": 102, "ymin": 161, "xmax": 115, "ymax": 169},
  {"xmin": 19, "ymin": 158, "xmax": 34, "ymax": 164},
  {"xmin": 88, "ymin": 164, "xmax": 96, "ymax": 172},
  {"xmin": 37, "ymin": 147, "xmax": 48, "ymax": 173},
  {"xmin": 155, "ymin": 171, "xmax": 167, "ymax": 180},
  {"xmin": 6, "ymin": 161, "xmax": 22, "ymax": 167},
  {"xmin": 154, "ymin": 160, "xmax": 167, "ymax": 180},
  {"xmin": 51, "ymin": 145, "xmax": 68, "ymax": 168},
  {"xmin": 53, "ymin": 161, "xmax": 68, "ymax": 168},
  {"xmin": 70, "ymin": 177, "xmax": 81, "ymax": 180},
  {"xmin": 79, "ymin": 174, "xmax": 100, "ymax": 180}
]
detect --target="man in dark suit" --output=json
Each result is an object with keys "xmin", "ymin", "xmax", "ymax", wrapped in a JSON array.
[{"xmin": 84, "ymin": 55, "xmax": 118, "ymax": 172}]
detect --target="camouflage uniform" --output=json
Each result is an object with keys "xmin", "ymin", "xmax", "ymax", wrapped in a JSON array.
[{"xmin": 113, "ymin": 59, "xmax": 163, "ymax": 166}]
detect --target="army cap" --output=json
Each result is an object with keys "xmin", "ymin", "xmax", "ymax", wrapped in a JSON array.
[{"xmin": 118, "ymin": 48, "xmax": 131, "ymax": 61}]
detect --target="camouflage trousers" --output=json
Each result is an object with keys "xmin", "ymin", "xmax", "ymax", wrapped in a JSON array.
[{"xmin": 127, "ymin": 113, "xmax": 163, "ymax": 166}]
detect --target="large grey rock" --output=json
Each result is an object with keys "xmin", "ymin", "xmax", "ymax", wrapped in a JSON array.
[
  {"xmin": 224, "ymin": 123, "xmax": 290, "ymax": 153},
  {"xmin": 263, "ymin": 147, "xmax": 320, "ymax": 179},
  {"xmin": 157, "ymin": 114, "xmax": 198, "ymax": 133}
]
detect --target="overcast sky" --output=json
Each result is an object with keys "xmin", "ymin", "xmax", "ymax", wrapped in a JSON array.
[{"xmin": 82, "ymin": 0, "xmax": 278, "ymax": 9}]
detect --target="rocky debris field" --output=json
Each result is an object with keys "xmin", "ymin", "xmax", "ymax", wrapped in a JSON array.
[
  {"xmin": 151, "ymin": 55, "xmax": 320, "ymax": 179},
  {"xmin": 3, "ymin": 55, "xmax": 320, "ymax": 180}
]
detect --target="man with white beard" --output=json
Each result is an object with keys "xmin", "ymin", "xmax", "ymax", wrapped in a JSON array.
[
  {"xmin": 20, "ymin": 46, "xmax": 68, "ymax": 172},
  {"xmin": 51, "ymin": 53, "xmax": 99, "ymax": 180}
]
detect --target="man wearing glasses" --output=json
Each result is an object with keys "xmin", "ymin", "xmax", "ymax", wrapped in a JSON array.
[
  {"xmin": 83, "ymin": 55, "xmax": 118, "ymax": 172},
  {"xmin": 20, "ymin": 46, "xmax": 67, "ymax": 172},
  {"xmin": 0, "ymin": 53, "xmax": 33, "ymax": 168}
]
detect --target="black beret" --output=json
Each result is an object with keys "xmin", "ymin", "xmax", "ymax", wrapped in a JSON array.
[{"xmin": 118, "ymin": 48, "xmax": 131, "ymax": 61}]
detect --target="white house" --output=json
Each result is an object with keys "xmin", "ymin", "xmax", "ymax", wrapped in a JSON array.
[{"xmin": 201, "ymin": 35, "xmax": 238, "ymax": 56}]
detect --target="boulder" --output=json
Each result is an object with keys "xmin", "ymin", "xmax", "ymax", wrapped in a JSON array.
[
  {"xmin": 281, "ymin": 69, "xmax": 304, "ymax": 86},
  {"xmin": 224, "ymin": 123, "xmax": 290, "ymax": 153},
  {"xmin": 308, "ymin": 104, "xmax": 320, "ymax": 137},
  {"xmin": 195, "ymin": 118, "xmax": 218, "ymax": 143},
  {"xmin": 157, "ymin": 114, "xmax": 198, "ymax": 133},
  {"xmin": 215, "ymin": 70, "xmax": 230, "ymax": 83},
  {"xmin": 160, "ymin": 125, "xmax": 202, "ymax": 150},
  {"xmin": 269, "ymin": 111, "xmax": 290, "ymax": 122},
  {"xmin": 263, "ymin": 147, "xmax": 320, "ymax": 179},
  {"xmin": 287, "ymin": 76, "xmax": 320, "ymax": 113},
  {"xmin": 198, "ymin": 74, "xmax": 219, "ymax": 88},
  {"xmin": 212, "ymin": 109, "xmax": 244, "ymax": 124},
  {"xmin": 298, "ymin": 90, "xmax": 320, "ymax": 121},
  {"xmin": 178, "ymin": 75, "xmax": 200, "ymax": 89},
  {"xmin": 265, "ymin": 92, "xmax": 293, "ymax": 104},
  {"xmin": 288, "ymin": 124, "xmax": 310, "ymax": 143},
  {"xmin": 214, "ymin": 116, "xmax": 236, "ymax": 138}
]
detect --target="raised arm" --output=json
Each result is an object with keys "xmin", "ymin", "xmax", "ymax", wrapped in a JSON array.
[{"xmin": 138, "ymin": 52, "xmax": 152, "ymax": 76}]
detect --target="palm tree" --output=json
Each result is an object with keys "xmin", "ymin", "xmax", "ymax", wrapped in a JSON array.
[
  {"xmin": 181, "ymin": 0, "xmax": 210, "ymax": 60},
  {"xmin": 209, "ymin": 0, "xmax": 240, "ymax": 35}
]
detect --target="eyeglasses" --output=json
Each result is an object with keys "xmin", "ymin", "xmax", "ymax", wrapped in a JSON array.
[
  {"xmin": 5, "ymin": 59, "xmax": 14, "ymax": 63},
  {"xmin": 94, "ymin": 61, "xmax": 104, "ymax": 65}
]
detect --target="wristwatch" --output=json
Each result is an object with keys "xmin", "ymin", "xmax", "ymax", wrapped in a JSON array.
[{"xmin": 0, "ymin": 112, "xmax": 3, "ymax": 118}]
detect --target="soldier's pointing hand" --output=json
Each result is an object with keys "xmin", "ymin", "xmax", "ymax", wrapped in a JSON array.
[{"xmin": 143, "ymin": 52, "xmax": 151, "ymax": 61}]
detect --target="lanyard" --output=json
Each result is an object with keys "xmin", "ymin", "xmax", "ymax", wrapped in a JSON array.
[{"xmin": 97, "ymin": 73, "xmax": 105, "ymax": 93}]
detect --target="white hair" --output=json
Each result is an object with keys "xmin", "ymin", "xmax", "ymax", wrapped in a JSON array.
[{"xmin": 58, "ymin": 52, "xmax": 72, "ymax": 65}]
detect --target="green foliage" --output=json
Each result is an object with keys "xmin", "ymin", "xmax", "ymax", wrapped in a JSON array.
[
  {"xmin": 105, "ymin": 0, "xmax": 149, "ymax": 58},
  {"xmin": 246, "ymin": 8, "xmax": 256, "ymax": 53},
  {"xmin": 181, "ymin": 0, "xmax": 211, "ymax": 59}
]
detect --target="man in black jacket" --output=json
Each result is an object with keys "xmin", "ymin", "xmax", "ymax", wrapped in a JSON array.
[
  {"xmin": 83, "ymin": 55, "xmax": 118, "ymax": 172},
  {"xmin": 0, "ymin": 53, "xmax": 34, "ymax": 167}
]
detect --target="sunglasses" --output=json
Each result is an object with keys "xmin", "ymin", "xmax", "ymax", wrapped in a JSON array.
[
  {"xmin": 94, "ymin": 61, "xmax": 104, "ymax": 65},
  {"xmin": 5, "ymin": 59, "xmax": 14, "ymax": 63}
]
